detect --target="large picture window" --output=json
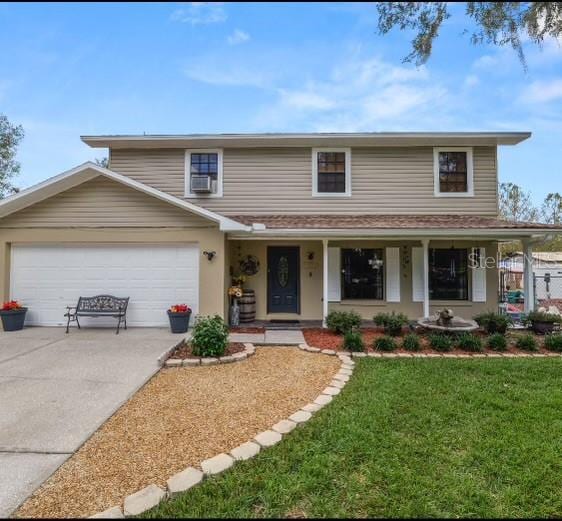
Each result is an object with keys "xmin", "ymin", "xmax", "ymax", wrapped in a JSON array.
[
  {"xmin": 429, "ymin": 248, "xmax": 469, "ymax": 300},
  {"xmin": 342, "ymin": 248, "xmax": 384, "ymax": 300}
]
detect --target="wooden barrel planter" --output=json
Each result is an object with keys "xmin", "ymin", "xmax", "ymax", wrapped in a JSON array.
[{"xmin": 239, "ymin": 289, "xmax": 256, "ymax": 323}]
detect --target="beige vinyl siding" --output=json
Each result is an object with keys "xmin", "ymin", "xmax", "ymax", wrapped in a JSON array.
[
  {"xmin": 110, "ymin": 146, "xmax": 498, "ymax": 216},
  {"xmin": 0, "ymin": 176, "xmax": 215, "ymax": 228}
]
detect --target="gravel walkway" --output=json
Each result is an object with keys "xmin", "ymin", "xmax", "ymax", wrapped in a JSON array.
[{"xmin": 16, "ymin": 347, "xmax": 339, "ymax": 518}]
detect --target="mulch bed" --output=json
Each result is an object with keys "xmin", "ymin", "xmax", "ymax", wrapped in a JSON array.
[
  {"xmin": 168, "ymin": 342, "xmax": 246, "ymax": 360},
  {"xmin": 302, "ymin": 327, "xmax": 558, "ymax": 356},
  {"xmin": 16, "ymin": 348, "xmax": 340, "ymax": 519}
]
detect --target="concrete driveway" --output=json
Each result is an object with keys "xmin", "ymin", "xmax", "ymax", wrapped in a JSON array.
[{"xmin": 0, "ymin": 327, "xmax": 181, "ymax": 517}]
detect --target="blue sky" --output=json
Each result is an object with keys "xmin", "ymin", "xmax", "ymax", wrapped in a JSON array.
[{"xmin": 1, "ymin": 2, "xmax": 561, "ymax": 203}]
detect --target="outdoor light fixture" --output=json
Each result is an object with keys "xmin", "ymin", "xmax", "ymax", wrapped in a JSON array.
[{"xmin": 203, "ymin": 250, "xmax": 216, "ymax": 261}]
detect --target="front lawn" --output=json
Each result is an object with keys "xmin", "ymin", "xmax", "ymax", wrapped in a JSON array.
[{"xmin": 147, "ymin": 358, "xmax": 562, "ymax": 518}]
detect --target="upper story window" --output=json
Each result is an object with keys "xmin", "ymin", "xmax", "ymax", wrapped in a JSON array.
[
  {"xmin": 185, "ymin": 149, "xmax": 223, "ymax": 198},
  {"xmin": 433, "ymin": 147, "xmax": 474, "ymax": 197},
  {"xmin": 312, "ymin": 148, "xmax": 351, "ymax": 197}
]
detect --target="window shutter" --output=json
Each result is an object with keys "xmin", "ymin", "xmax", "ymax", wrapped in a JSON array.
[
  {"xmin": 412, "ymin": 247, "xmax": 424, "ymax": 302},
  {"xmin": 385, "ymin": 247, "xmax": 401, "ymax": 302},
  {"xmin": 328, "ymin": 247, "xmax": 341, "ymax": 302},
  {"xmin": 471, "ymin": 247, "xmax": 486, "ymax": 302}
]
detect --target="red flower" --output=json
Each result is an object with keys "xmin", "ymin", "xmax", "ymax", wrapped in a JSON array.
[
  {"xmin": 2, "ymin": 300, "xmax": 23, "ymax": 311},
  {"xmin": 169, "ymin": 304, "xmax": 191, "ymax": 313}
]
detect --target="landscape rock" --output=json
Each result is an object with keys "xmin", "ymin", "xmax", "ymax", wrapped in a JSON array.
[
  {"xmin": 231, "ymin": 441, "xmax": 261, "ymax": 461},
  {"xmin": 289, "ymin": 410, "xmax": 312, "ymax": 423},
  {"xmin": 272, "ymin": 419, "xmax": 298, "ymax": 434},
  {"xmin": 167, "ymin": 467, "xmax": 204, "ymax": 497},
  {"xmin": 123, "ymin": 484, "xmax": 166, "ymax": 517},
  {"xmin": 254, "ymin": 430, "xmax": 283, "ymax": 447},
  {"xmin": 201, "ymin": 453, "xmax": 235, "ymax": 475}
]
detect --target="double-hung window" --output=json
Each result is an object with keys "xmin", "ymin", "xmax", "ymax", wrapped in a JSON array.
[
  {"xmin": 341, "ymin": 248, "xmax": 384, "ymax": 300},
  {"xmin": 185, "ymin": 149, "xmax": 223, "ymax": 197},
  {"xmin": 312, "ymin": 148, "xmax": 351, "ymax": 196},
  {"xmin": 433, "ymin": 147, "xmax": 474, "ymax": 197}
]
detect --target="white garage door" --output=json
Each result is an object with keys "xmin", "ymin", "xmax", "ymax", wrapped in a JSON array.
[{"xmin": 10, "ymin": 244, "xmax": 199, "ymax": 327}]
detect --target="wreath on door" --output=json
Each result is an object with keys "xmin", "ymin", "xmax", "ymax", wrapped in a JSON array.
[{"xmin": 239, "ymin": 255, "xmax": 260, "ymax": 276}]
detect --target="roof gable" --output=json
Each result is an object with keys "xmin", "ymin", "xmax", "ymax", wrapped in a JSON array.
[{"xmin": 0, "ymin": 162, "xmax": 248, "ymax": 232}]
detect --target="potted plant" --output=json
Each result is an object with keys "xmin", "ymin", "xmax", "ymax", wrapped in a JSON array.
[
  {"xmin": 527, "ymin": 310, "xmax": 562, "ymax": 335},
  {"xmin": 0, "ymin": 300, "xmax": 28, "ymax": 331},
  {"xmin": 167, "ymin": 304, "xmax": 192, "ymax": 334}
]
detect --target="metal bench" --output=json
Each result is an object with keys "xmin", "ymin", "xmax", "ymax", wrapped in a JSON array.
[{"xmin": 65, "ymin": 295, "xmax": 130, "ymax": 334}]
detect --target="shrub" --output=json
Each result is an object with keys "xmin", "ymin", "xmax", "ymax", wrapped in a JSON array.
[
  {"xmin": 456, "ymin": 332, "xmax": 483, "ymax": 352},
  {"xmin": 190, "ymin": 315, "xmax": 229, "ymax": 357},
  {"xmin": 487, "ymin": 333, "xmax": 508, "ymax": 351},
  {"xmin": 473, "ymin": 311, "xmax": 511, "ymax": 334},
  {"xmin": 527, "ymin": 311, "xmax": 562, "ymax": 324},
  {"xmin": 516, "ymin": 333, "xmax": 538, "ymax": 352},
  {"xmin": 343, "ymin": 330, "xmax": 365, "ymax": 352},
  {"xmin": 373, "ymin": 311, "xmax": 409, "ymax": 336},
  {"xmin": 544, "ymin": 333, "xmax": 562, "ymax": 352},
  {"xmin": 429, "ymin": 333, "xmax": 453, "ymax": 352},
  {"xmin": 402, "ymin": 333, "xmax": 421, "ymax": 352},
  {"xmin": 374, "ymin": 335, "xmax": 397, "ymax": 352},
  {"xmin": 326, "ymin": 310, "xmax": 362, "ymax": 334}
]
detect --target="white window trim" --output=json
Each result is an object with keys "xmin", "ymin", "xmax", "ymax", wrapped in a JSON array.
[
  {"xmin": 184, "ymin": 149, "xmax": 224, "ymax": 198},
  {"xmin": 433, "ymin": 147, "xmax": 474, "ymax": 198},
  {"xmin": 312, "ymin": 147, "xmax": 352, "ymax": 197}
]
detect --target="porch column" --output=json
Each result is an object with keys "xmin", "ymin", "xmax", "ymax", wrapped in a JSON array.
[
  {"xmin": 422, "ymin": 239, "xmax": 430, "ymax": 318},
  {"xmin": 523, "ymin": 239, "xmax": 535, "ymax": 313},
  {"xmin": 322, "ymin": 239, "xmax": 329, "ymax": 327}
]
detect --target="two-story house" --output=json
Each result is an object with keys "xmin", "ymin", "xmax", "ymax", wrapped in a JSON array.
[{"xmin": 0, "ymin": 132, "xmax": 559, "ymax": 328}]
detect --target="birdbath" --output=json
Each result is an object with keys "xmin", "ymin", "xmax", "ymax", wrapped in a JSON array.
[{"xmin": 417, "ymin": 308, "xmax": 478, "ymax": 333}]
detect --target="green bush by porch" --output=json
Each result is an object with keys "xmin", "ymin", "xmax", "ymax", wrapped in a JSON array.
[{"xmin": 146, "ymin": 358, "xmax": 562, "ymax": 519}]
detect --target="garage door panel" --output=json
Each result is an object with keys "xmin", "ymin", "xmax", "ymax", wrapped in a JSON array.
[{"xmin": 11, "ymin": 244, "xmax": 199, "ymax": 327}]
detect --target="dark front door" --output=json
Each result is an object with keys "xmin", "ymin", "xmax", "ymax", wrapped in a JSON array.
[{"xmin": 267, "ymin": 246, "xmax": 300, "ymax": 314}]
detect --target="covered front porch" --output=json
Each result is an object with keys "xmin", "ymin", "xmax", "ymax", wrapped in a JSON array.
[{"xmin": 226, "ymin": 215, "xmax": 556, "ymax": 326}]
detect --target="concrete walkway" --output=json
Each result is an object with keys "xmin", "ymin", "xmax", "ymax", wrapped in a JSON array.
[
  {"xmin": 229, "ymin": 329, "xmax": 305, "ymax": 345},
  {"xmin": 0, "ymin": 327, "xmax": 182, "ymax": 517}
]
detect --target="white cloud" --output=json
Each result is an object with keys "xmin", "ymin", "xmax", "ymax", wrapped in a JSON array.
[
  {"xmin": 184, "ymin": 62, "xmax": 269, "ymax": 88},
  {"xmin": 171, "ymin": 3, "xmax": 226, "ymax": 25},
  {"xmin": 464, "ymin": 74, "xmax": 479, "ymax": 88},
  {"xmin": 253, "ymin": 55, "xmax": 448, "ymax": 131},
  {"xmin": 520, "ymin": 78, "xmax": 562, "ymax": 104},
  {"xmin": 277, "ymin": 88, "xmax": 336, "ymax": 110},
  {"xmin": 227, "ymin": 29, "xmax": 250, "ymax": 46}
]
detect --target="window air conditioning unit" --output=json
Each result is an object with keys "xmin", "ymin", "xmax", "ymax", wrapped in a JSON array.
[{"xmin": 191, "ymin": 174, "xmax": 212, "ymax": 193}]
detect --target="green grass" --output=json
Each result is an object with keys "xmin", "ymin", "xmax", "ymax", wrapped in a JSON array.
[{"xmin": 146, "ymin": 359, "xmax": 562, "ymax": 518}]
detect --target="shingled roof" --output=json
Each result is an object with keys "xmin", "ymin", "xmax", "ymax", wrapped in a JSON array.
[{"xmin": 229, "ymin": 214, "xmax": 562, "ymax": 230}]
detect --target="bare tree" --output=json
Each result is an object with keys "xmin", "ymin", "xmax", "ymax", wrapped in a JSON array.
[{"xmin": 499, "ymin": 182, "xmax": 539, "ymax": 222}]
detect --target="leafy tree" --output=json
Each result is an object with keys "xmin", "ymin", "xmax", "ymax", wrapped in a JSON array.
[
  {"xmin": 499, "ymin": 182, "xmax": 539, "ymax": 222},
  {"xmin": 94, "ymin": 157, "xmax": 109, "ymax": 168},
  {"xmin": 0, "ymin": 114, "xmax": 24, "ymax": 198},
  {"xmin": 376, "ymin": 2, "xmax": 562, "ymax": 68},
  {"xmin": 541, "ymin": 192, "xmax": 562, "ymax": 224}
]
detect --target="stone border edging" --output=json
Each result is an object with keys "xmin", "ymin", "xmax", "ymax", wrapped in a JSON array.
[
  {"xmin": 346, "ymin": 350, "xmax": 561, "ymax": 358},
  {"xmin": 90, "ymin": 344, "xmax": 353, "ymax": 518},
  {"xmin": 163, "ymin": 343, "xmax": 256, "ymax": 368}
]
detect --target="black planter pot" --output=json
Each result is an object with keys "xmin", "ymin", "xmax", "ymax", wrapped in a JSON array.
[
  {"xmin": 532, "ymin": 320, "xmax": 557, "ymax": 335},
  {"xmin": 167, "ymin": 310, "xmax": 192, "ymax": 334},
  {"xmin": 0, "ymin": 307, "xmax": 28, "ymax": 331}
]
